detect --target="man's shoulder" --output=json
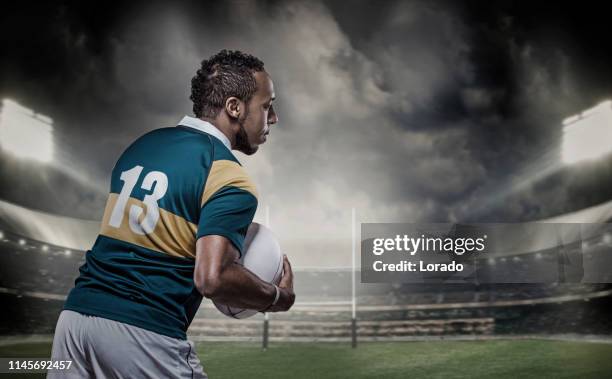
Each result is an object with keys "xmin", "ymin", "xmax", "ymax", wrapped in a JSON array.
[
  {"xmin": 202, "ymin": 157, "xmax": 257, "ymax": 207},
  {"xmin": 118, "ymin": 127, "xmax": 215, "ymax": 168},
  {"xmin": 137, "ymin": 126, "xmax": 214, "ymax": 151},
  {"xmin": 144, "ymin": 125, "xmax": 241, "ymax": 166}
]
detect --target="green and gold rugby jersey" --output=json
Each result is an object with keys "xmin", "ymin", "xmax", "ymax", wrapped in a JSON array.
[{"xmin": 64, "ymin": 116, "xmax": 258, "ymax": 340}]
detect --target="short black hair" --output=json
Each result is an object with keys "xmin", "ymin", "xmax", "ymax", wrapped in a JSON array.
[{"xmin": 190, "ymin": 50, "xmax": 265, "ymax": 118}]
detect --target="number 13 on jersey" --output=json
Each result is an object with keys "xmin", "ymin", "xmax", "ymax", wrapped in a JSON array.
[{"xmin": 108, "ymin": 166, "xmax": 168, "ymax": 235}]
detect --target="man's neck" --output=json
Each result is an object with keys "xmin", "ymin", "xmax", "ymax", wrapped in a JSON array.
[{"xmin": 200, "ymin": 117, "xmax": 236, "ymax": 149}]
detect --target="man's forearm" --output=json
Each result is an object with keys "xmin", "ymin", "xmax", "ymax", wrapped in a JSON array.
[
  {"xmin": 194, "ymin": 235, "xmax": 292, "ymax": 311},
  {"xmin": 202, "ymin": 262, "xmax": 277, "ymax": 310}
]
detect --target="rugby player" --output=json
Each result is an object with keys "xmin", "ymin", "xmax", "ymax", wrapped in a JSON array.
[{"xmin": 49, "ymin": 50, "xmax": 295, "ymax": 378}]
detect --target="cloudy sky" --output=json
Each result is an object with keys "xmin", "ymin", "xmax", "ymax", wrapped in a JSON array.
[{"xmin": 1, "ymin": 0, "xmax": 611, "ymax": 265}]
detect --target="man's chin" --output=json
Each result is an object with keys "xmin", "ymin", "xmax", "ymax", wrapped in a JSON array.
[{"xmin": 237, "ymin": 145, "xmax": 259, "ymax": 155}]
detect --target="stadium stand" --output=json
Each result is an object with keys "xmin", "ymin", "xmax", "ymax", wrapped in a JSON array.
[{"xmin": 1, "ymin": 199, "xmax": 612, "ymax": 340}]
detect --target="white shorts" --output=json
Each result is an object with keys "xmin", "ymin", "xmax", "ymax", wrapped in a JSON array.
[{"xmin": 48, "ymin": 310, "xmax": 207, "ymax": 378}]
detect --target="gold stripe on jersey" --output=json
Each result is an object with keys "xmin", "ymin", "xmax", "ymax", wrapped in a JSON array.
[
  {"xmin": 100, "ymin": 194, "xmax": 198, "ymax": 258},
  {"xmin": 201, "ymin": 160, "xmax": 258, "ymax": 206}
]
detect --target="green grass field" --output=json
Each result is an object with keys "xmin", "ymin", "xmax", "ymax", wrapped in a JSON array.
[{"xmin": 1, "ymin": 339, "xmax": 612, "ymax": 378}]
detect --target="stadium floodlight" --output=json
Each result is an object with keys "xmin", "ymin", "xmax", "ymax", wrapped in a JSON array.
[
  {"xmin": 561, "ymin": 100, "xmax": 612, "ymax": 165},
  {"xmin": 64, "ymin": 249, "xmax": 71, "ymax": 256},
  {"xmin": 41, "ymin": 244, "xmax": 49, "ymax": 252},
  {"xmin": 18, "ymin": 239, "xmax": 26, "ymax": 246},
  {"xmin": 0, "ymin": 99, "xmax": 54, "ymax": 163},
  {"xmin": 0, "ymin": 230, "xmax": 3, "ymax": 239}
]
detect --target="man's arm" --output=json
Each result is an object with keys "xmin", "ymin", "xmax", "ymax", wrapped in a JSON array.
[{"xmin": 194, "ymin": 235, "xmax": 295, "ymax": 311}]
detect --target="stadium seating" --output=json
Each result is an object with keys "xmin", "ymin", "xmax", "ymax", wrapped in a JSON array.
[{"xmin": 1, "ymin": 229, "xmax": 612, "ymax": 340}]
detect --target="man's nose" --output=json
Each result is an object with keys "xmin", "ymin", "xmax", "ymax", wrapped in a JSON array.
[{"xmin": 268, "ymin": 109, "xmax": 279, "ymax": 125}]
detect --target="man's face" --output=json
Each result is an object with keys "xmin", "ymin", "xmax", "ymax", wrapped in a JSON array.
[{"xmin": 235, "ymin": 71, "xmax": 278, "ymax": 155}]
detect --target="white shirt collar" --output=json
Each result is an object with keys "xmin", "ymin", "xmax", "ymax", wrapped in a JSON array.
[{"xmin": 177, "ymin": 115, "xmax": 232, "ymax": 151}]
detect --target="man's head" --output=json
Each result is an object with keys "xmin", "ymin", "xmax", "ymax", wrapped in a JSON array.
[{"xmin": 190, "ymin": 50, "xmax": 278, "ymax": 155}]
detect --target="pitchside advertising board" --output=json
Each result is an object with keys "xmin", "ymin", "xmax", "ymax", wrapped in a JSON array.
[{"xmin": 361, "ymin": 223, "xmax": 612, "ymax": 284}]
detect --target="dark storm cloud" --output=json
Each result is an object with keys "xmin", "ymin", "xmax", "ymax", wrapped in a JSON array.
[
  {"xmin": 1, "ymin": 1, "xmax": 611, "ymax": 264},
  {"xmin": 451, "ymin": 2, "xmax": 612, "ymax": 221}
]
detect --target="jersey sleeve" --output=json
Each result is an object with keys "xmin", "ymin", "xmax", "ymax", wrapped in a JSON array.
[{"xmin": 197, "ymin": 159, "xmax": 258, "ymax": 256}]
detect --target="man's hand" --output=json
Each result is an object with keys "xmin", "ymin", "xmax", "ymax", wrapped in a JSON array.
[{"xmin": 266, "ymin": 255, "xmax": 295, "ymax": 312}]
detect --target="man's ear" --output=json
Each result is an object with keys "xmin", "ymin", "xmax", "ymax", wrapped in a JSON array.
[{"xmin": 225, "ymin": 97, "xmax": 242, "ymax": 120}]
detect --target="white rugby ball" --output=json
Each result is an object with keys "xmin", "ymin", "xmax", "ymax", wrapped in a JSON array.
[{"xmin": 214, "ymin": 223, "xmax": 283, "ymax": 318}]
